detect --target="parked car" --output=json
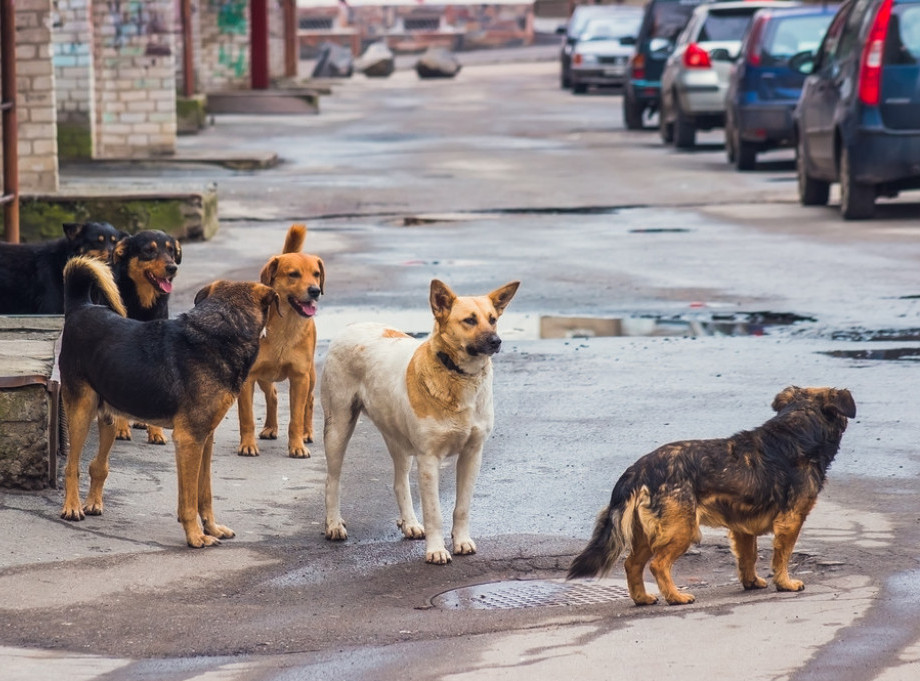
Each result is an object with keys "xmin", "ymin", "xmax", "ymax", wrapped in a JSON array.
[
  {"xmin": 561, "ymin": 4, "xmax": 640, "ymax": 89},
  {"xmin": 623, "ymin": 0, "xmax": 712, "ymax": 129},
  {"xmin": 659, "ymin": 0, "xmax": 796, "ymax": 149},
  {"xmin": 569, "ymin": 10, "xmax": 644, "ymax": 94},
  {"xmin": 794, "ymin": 0, "xmax": 920, "ymax": 219},
  {"xmin": 725, "ymin": 4, "xmax": 838, "ymax": 170}
]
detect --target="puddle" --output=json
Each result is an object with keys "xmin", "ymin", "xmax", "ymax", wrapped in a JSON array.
[
  {"xmin": 314, "ymin": 309, "xmax": 813, "ymax": 341},
  {"xmin": 823, "ymin": 348, "xmax": 920, "ymax": 361},
  {"xmin": 831, "ymin": 328, "xmax": 920, "ymax": 342}
]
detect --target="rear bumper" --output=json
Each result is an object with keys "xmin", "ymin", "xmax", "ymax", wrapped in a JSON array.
[
  {"xmin": 572, "ymin": 65, "xmax": 628, "ymax": 88},
  {"xmin": 737, "ymin": 103, "xmax": 796, "ymax": 146},
  {"xmin": 850, "ymin": 131, "xmax": 920, "ymax": 186}
]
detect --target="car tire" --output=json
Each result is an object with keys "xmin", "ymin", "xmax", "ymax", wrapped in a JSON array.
[
  {"xmin": 572, "ymin": 83, "xmax": 588, "ymax": 95},
  {"xmin": 725, "ymin": 123, "xmax": 736, "ymax": 163},
  {"xmin": 659, "ymin": 109, "xmax": 674, "ymax": 144},
  {"xmin": 796, "ymin": 136, "xmax": 829, "ymax": 206},
  {"xmin": 561, "ymin": 72, "xmax": 570, "ymax": 89},
  {"xmin": 673, "ymin": 102, "xmax": 696, "ymax": 149},
  {"xmin": 735, "ymin": 138, "xmax": 757, "ymax": 171},
  {"xmin": 623, "ymin": 92, "xmax": 644, "ymax": 130},
  {"xmin": 839, "ymin": 146, "xmax": 875, "ymax": 220}
]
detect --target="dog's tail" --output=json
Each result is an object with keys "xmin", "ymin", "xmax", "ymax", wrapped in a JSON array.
[
  {"xmin": 567, "ymin": 473, "xmax": 645, "ymax": 580},
  {"xmin": 63, "ymin": 255, "xmax": 126, "ymax": 317},
  {"xmin": 283, "ymin": 223, "xmax": 306, "ymax": 254}
]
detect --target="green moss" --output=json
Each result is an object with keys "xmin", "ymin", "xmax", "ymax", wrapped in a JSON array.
[
  {"xmin": 177, "ymin": 95, "xmax": 208, "ymax": 134},
  {"xmin": 56, "ymin": 123, "xmax": 92, "ymax": 161}
]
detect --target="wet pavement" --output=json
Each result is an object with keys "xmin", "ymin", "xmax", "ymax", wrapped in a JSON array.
[{"xmin": 3, "ymin": 55, "xmax": 920, "ymax": 680}]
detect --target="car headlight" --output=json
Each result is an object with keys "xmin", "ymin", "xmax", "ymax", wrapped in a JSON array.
[{"xmin": 573, "ymin": 53, "xmax": 598, "ymax": 66}]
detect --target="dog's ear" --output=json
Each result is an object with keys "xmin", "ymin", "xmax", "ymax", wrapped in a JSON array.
[
  {"xmin": 255, "ymin": 284, "xmax": 282, "ymax": 318},
  {"xmin": 429, "ymin": 279, "xmax": 456, "ymax": 321},
  {"xmin": 112, "ymin": 238, "xmax": 128, "ymax": 264},
  {"xmin": 489, "ymin": 281, "xmax": 520, "ymax": 316},
  {"xmin": 63, "ymin": 222, "xmax": 84, "ymax": 241},
  {"xmin": 317, "ymin": 257, "xmax": 325, "ymax": 295},
  {"xmin": 194, "ymin": 283, "xmax": 214, "ymax": 306},
  {"xmin": 825, "ymin": 389, "xmax": 856, "ymax": 419},
  {"xmin": 173, "ymin": 239, "xmax": 182, "ymax": 265},
  {"xmin": 771, "ymin": 386, "xmax": 799, "ymax": 412},
  {"xmin": 260, "ymin": 257, "xmax": 280, "ymax": 286}
]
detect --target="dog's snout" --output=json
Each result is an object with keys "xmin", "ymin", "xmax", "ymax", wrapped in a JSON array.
[
  {"xmin": 166, "ymin": 263, "xmax": 178, "ymax": 276},
  {"xmin": 488, "ymin": 334, "xmax": 502, "ymax": 352},
  {"xmin": 308, "ymin": 285, "xmax": 322, "ymax": 300}
]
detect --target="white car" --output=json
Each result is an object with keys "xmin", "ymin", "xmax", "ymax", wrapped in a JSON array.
[
  {"xmin": 659, "ymin": 0, "xmax": 796, "ymax": 147},
  {"xmin": 569, "ymin": 10, "xmax": 643, "ymax": 94}
]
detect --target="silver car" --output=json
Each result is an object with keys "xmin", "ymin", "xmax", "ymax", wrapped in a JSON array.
[
  {"xmin": 569, "ymin": 9, "xmax": 644, "ymax": 94},
  {"xmin": 659, "ymin": 0, "xmax": 796, "ymax": 148}
]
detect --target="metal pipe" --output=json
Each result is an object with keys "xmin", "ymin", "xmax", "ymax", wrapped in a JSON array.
[
  {"xmin": 181, "ymin": 0, "xmax": 195, "ymax": 98},
  {"xmin": 1, "ymin": 0, "xmax": 19, "ymax": 243}
]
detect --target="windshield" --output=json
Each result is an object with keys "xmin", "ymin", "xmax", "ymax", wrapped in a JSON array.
[
  {"xmin": 762, "ymin": 13, "xmax": 836, "ymax": 64},
  {"xmin": 581, "ymin": 16, "xmax": 642, "ymax": 41},
  {"xmin": 651, "ymin": 2, "xmax": 697, "ymax": 41},
  {"xmin": 886, "ymin": 3, "xmax": 920, "ymax": 64}
]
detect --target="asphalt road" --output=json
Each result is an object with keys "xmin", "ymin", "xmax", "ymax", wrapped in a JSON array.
[{"xmin": 3, "ymin": 56, "xmax": 920, "ymax": 680}]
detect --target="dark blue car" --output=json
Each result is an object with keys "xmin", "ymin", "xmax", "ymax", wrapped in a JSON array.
[
  {"xmin": 794, "ymin": 0, "xmax": 920, "ymax": 219},
  {"xmin": 725, "ymin": 4, "xmax": 839, "ymax": 170}
]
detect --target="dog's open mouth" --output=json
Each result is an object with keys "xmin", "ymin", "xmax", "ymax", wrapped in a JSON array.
[
  {"xmin": 288, "ymin": 295, "xmax": 317, "ymax": 318},
  {"xmin": 146, "ymin": 271, "xmax": 174, "ymax": 294}
]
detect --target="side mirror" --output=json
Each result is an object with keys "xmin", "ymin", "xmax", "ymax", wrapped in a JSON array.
[
  {"xmin": 649, "ymin": 37, "xmax": 673, "ymax": 54},
  {"xmin": 789, "ymin": 49, "xmax": 817, "ymax": 74}
]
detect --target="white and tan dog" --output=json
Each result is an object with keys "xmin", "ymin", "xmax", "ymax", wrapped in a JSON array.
[{"xmin": 321, "ymin": 279, "xmax": 520, "ymax": 564}]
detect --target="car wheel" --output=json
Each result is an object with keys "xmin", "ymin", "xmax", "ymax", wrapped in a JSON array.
[
  {"xmin": 561, "ymin": 71, "xmax": 570, "ymax": 89},
  {"xmin": 572, "ymin": 83, "xmax": 588, "ymax": 95},
  {"xmin": 839, "ymin": 146, "xmax": 875, "ymax": 220},
  {"xmin": 623, "ymin": 92, "xmax": 644, "ymax": 130},
  {"xmin": 659, "ymin": 107, "xmax": 674, "ymax": 144},
  {"xmin": 796, "ymin": 136, "xmax": 829, "ymax": 206},
  {"xmin": 673, "ymin": 102, "xmax": 696, "ymax": 149},
  {"xmin": 736, "ymin": 138, "xmax": 757, "ymax": 171},
  {"xmin": 725, "ymin": 122, "xmax": 736, "ymax": 163}
]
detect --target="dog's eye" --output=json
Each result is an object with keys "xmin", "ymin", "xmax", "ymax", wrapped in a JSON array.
[
  {"xmin": 288, "ymin": 271, "xmax": 301, "ymax": 279},
  {"xmin": 463, "ymin": 316, "xmax": 477, "ymax": 326}
]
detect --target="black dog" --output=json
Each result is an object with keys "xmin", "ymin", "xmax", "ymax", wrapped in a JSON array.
[
  {"xmin": 567, "ymin": 387, "xmax": 856, "ymax": 606},
  {"xmin": 0, "ymin": 221, "xmax": 124, "ymax": 314},
  {"xmin": 58, "ymin": 256, "xmax": 280, "ymax": 548},
  {"xmin": 109, "ymin": 230, "xmax": 182, "ymax": 444}
]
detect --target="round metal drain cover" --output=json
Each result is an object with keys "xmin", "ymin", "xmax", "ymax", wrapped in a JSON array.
[{"xmin": 432, "ymin": 579, "xmax": 632, "ymax": 611}]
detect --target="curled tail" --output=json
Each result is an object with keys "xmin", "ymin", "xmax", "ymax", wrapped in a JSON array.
[
  {"xmin": 567, "ymin": 475, "xmax": 644, "ymax": 580},
  {"xmin": 283, "ymin": 223, "xmax": 306, "ymax": 254},
  {"xmin": 63, "ymin": 256, "xmax": 126, "ymax": 317}
]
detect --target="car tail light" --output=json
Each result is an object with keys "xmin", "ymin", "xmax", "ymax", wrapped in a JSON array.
[
  {"xmin": 858, "ymin": 0, "xmax": 893, "ymax": 105},
  {"xmin": 745, "ymin": 15, "xmax": 768, "ymax": 66},
  {"xmin": 631, "ymin": 52, "xmax": 646, "ymax": 79},
  {"xmin": 683, "ymin": 43, "xmax": 712, "ymax": 68}
]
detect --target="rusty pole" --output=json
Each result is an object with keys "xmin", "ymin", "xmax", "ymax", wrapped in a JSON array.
[
  {"xmin": 284, "ymin": 0, "xmax": 297, "ymax": 78},
  {"xmin": 1, "ymin": 0, "xmax": 19, "ymax": 243},
  {"xmin": 180, "ymin": 0, "xmax": 195, "ymax": 98}
]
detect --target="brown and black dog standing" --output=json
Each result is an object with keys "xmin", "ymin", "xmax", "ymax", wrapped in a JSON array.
[
  {"xmin": 0, "ymin": 221, "xmax": 125, "ymax": 314},
  {"xmin": 58, "ymin": 256, "xmax": 279, "ymax": 547},
  {"xmin": 110, "ymin": 230, "xmax": 182, "ymax": 445},
  {"xmin": 237, "ymin": 224, "xmax": 324, "ymax": 458},
  {"xmin": 567, "ymin": 387, "xmax": 856, "ymax": 605}
]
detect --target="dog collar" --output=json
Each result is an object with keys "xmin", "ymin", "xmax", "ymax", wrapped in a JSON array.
[{"xmin": 437, "ymin": 351, "xmax": 467, "ymax": 375}]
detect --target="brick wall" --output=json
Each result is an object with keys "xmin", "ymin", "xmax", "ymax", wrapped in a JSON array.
[
  {"xmin": 199, "ymin": 0, "xmax": 250, "ymax": 92},
  {"xmin": 0, "ymin": 0, "xmax": 59, "ymax": 192},
  {"xmin": 92, "ymin": 0, "xmax": 177, "ymax": 158},
  {"xmin": 52, "ymin": 0, "xmax": 94, "ymax": 159}
]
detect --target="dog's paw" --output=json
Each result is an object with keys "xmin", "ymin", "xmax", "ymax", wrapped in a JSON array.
[
  {"xmin": 665, "ymin": 591, "xmax": 696, "ymax": 605},
  {"xmin": 237, "ymin": 442, "xmax": 260, "ymax": 457},
  {"xmin": 83, "ymin": 501, "xmax": 103, "ymax": 516},
  {"xmin": 60, "ymin": 506, "xmax": 85, "ymax": 522},
  {"xmin": 325, "ymin": 520, "xmax": 348, "ymax": 541},
  {"xmin": 204, "ymin": 522, "xmax": 235, "ymax": 540},
  {"xmin": 426, "ymin": 548, "xmax": 453, "ymax": 565},
  {"xmin": 187, "ymin": 533, "xmax": 222, "ymax": 548},
  {"xmin": 452, "ymin": 537, "xmax": 477, "ymax": 555},
  {"xmin": 775, "ymin": 578, "xmax": 805, "ymax": 592},
  {"xmin": 259, "ymin": 426, "xmax": 278, "ymax": 440},
  {"xmin": 397, "ymin": 520, "xmax": 425, "ymax": 540},
  {"xmin": 288, "ymin": 442, "xmax": 311, "ymax": 458},
  {"xmin": 147, "ymin": 427, "xmax": 167, "ymax": 445},
  {"xmin": 632, "ymin": 593, "xmax": 659, "ymax": 606},
  {"xmin": 131, "ymin": 421, "xmax": 146, "ymax": 429},
  {"xmin": 743, "ymin": 576, "xmax": 768, "ymax": 590},
  {"xmin": 115, "ymin": 427, "xmax": 132, "ymax": 441}
]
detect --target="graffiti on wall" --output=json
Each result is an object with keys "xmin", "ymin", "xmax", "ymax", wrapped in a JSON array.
[
  {"xmin": 104, "ymin": 0, "xmax": 171, "ymax": 56},
  {"xmin": 211, "ymin": 0, "xmax": 247, "ymax": 35},
  {"xmin": 209, "ymin": 0, "xmax": 248, "ymax": 79}
]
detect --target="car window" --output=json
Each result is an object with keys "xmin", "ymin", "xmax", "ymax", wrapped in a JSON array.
[
  {"xmin": 698, "ymin": 9, "xmax": 759, "ymax": 42},
  {"xmin": 651, "ymin": 2, "xmax": 698, "ymax": 41},
  {"xmin": 886, "ymin": 4, "xmax": 920, "ymax": 63},
  {"xmin": 763, "ymin": 14, "xmax": 837, "ymax": 63},
  {"xmin": 816, "ymin": 2, "xmax": 851, "ymax": 67},
  {"xmin": 580, "ymin": 16, "xmax": 643, "ymax": 41}
]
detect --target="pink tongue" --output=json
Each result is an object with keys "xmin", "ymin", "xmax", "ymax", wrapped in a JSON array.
[
  {"xmin": 158, "ymin": 278, "xmax": 173, "ymax": 294},
  {"xmin": 301, "ymin": 301, "xmax": 316, "ymax": 316}
]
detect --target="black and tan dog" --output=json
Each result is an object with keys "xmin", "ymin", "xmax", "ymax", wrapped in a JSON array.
[
  {"xmin": 109, "ymin": 230, "xmax": 182, "ymax": 445},
  {"xmin": 58, "ymin": 256, "xmax": 279, "ymax": 548},
  {"xmin": 237, "ymin": 223, "xmax": 324, "ymax": 458},
  {"xmin": 0, "ymin": 221, "xmax": 125, "ymax": 314},
  {"xmin": 567, "ymin": 387, "xmax": 856, "ymax": 605}
]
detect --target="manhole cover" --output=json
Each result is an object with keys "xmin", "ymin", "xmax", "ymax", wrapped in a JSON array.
[{"xmin": 432, "ymin": 579, "xmax": 632, "ymax": 611}]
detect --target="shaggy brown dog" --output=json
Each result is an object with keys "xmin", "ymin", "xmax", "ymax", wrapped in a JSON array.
[
  {"xmin": 237, "ymin": 223, "xmax": 324, "ymax": 458},
  {"xmin": 567, "ymin": 387, "xmax": 856, "ymax": 605},
  {"xmin": 58, "ymin": 256, "xmax": 279, "ymax": 548}
]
